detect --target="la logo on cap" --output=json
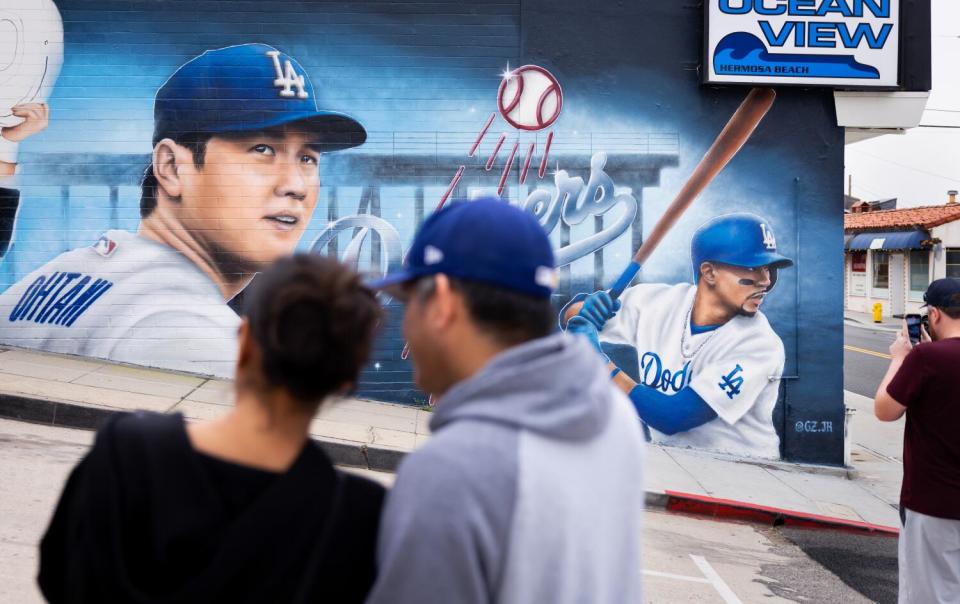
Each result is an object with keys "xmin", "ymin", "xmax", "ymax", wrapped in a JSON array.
[
  {"xmin": 760, "ymin": 223, "xmax": 777, "ymax": 250},
  {"xmin": 424, "ymin": 245, "xmax": 444, "ymax": 265},
  {"xmin": 266, "ymin": 50, "xmax": 308, "ymax": 99}
]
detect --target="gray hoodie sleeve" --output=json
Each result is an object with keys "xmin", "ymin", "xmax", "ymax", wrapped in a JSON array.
[{"xmin": 365, "ymin": 429, "xmax": 517, "ymax": 604}]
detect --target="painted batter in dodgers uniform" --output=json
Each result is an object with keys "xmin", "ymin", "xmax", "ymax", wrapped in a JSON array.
[
  {"xmin": 0, "ymin": 43, "xmax": 366, "ymax": 376},
  {"xmin": 564, "ymin": 213, "xmax": 793, "ymax": 459}
]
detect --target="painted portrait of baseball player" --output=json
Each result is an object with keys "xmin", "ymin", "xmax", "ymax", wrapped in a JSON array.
[
  {"xmin": 563, "ymin": 213, "xmax": 793, "ymax": 459},
  {"xmin": 0, "ymin": 43, "xmax": 366, "ymax": 376}
]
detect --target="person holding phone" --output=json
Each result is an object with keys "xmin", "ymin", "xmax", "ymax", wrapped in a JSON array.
[{"xmin": 874, "ymin": 278, "xmax": 960, "ymax": 603}]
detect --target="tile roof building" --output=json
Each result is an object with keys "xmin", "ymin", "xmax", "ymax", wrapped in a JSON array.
[
  {"xmin": 844, "ymin": 193, "xmax": 960, "ymax": 317},
  {"xmin": 845, "ymin": 204, "xmax": 960, "ymax": 231}
]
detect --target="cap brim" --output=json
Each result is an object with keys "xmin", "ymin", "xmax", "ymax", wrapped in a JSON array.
[
  {"xmin": 215, "ymin": 110, "xmax": 367, "ymax": 151},
  {"xmin": 366, "ymin": 271, "xmax": 417, "ymax": 298},
  {"xmin": 728, "ymin": 253, "xmax": 794, "ymax": 270}
]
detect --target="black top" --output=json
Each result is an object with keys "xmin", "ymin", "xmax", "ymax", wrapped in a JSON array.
[
  {"xmin": 38, "ymin": 412, "xmax": 385, "ymax": 603},
  {"xmin": 194, "ymin": 451, "xmax": 279, "ymax": 520}
]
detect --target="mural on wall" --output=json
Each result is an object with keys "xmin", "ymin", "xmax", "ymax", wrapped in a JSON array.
[
  {"xmin": 0, "ymin": 33, "xmax": 364, "ymax": 376},
  {"xmin": 0, "ymin": 0, "xmax": 845, "ymax": 463}
]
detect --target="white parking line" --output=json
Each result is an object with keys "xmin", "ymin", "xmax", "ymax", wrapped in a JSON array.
[
  {"xmin": 642, "ymin": 570, "xmax": 711, "ymax": 584},
  {"xmin": 642, "ymin": 556, "xmax": 743, "ymax": 602},
  {"xmin": 691, "ymin": 555, "xmax": 743, "ymax": 604}
]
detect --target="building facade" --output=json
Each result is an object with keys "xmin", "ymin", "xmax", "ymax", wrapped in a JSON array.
[
  {"xmin": 0, "ymin": 0, "xmax": 931, "ymax": 464},
  {"xmin": 845, "ymin": 198, "xmax": 960, "ymax": 317}
]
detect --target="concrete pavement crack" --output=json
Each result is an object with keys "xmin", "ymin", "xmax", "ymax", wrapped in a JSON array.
[
  {"xmin": 167, "ymin": 378, "xmax": 212, "ymax": 413},
  {"xmin": 660, "ymin": 446, "xmax": 710, "ymax": 495}
]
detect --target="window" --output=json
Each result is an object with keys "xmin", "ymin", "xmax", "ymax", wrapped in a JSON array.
[
  {"xmin": 909, "ymin": 250, "xmax": 929, "ymax": 300},
  {"xmin": 947, "ymin": 249, "xmax": 960, "ymax": 279},
  {"xmin": 851, "ymin": 251, "xmax": 866, "ymax": 272},
  {"xmin": 849, "ymin": 251, "xmax": 867, "ymax": 296},
  {"xmin": 872, "ymin": 251, "xmax": 889, "ymax": 289}
]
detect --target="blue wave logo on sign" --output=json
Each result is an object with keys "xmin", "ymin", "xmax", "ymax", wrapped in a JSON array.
[{"xmin": 713, "ymin": 32, "xmax": 879, "ymax": 79}]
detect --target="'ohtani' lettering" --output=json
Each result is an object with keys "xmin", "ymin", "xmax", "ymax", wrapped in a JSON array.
[{"xmin": 8, "ymin": 272, "xmax": 113, "ymax": 327}]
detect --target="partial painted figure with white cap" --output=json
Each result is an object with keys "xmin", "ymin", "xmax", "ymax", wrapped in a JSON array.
[
  {"xmin": 0, "ymin": 0, "xmax": 64, "ymax": 255},
  {"xmin": 0, "ymin": 43, "xmax": 366, "ymax": 376}
]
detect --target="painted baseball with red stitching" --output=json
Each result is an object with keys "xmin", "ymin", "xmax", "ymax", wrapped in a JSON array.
[{"xmin": 497, "ymin": 65, "xmax": 563, "ymax": 132}]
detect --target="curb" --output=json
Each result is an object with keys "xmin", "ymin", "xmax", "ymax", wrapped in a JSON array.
[
  {"xmin": 0, "ymin": 392, "xmax": 406, "ymax": 474},
  {"xmin": 1, "ymin": 393, "xmax": 900, "ymax": 535},
  {"xmin": 843, "ymin": 316, "xmax": 900, "ymax": 333},
  {"xmin": 650, "ymin": 490, "xmax": 899, "ymax": 536}
]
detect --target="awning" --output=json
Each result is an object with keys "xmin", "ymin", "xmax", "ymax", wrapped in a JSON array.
[{"xmin": 846, "ymin": 229, "xmax": 928, "ymax": 250}]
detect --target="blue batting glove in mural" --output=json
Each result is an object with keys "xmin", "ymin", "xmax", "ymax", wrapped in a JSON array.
[
  {"xmin": 577, "ymin": 290, "xmax": 621, "ymax": 331},
  {"xmin": 566, "ymin": 316, "xmax": 609, "ymax": 363}
]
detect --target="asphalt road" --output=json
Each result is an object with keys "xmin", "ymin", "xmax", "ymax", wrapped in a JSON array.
[
  {"xmin": 777, "ymin": 527, "xmax": 899, "ymax": 604},
  {"xmin": 844, "ymin": 322, "xmax": 897, "ymax": 398},
  {"xmin": 1, "ymin": 418, "xmax": 885, "ymax": 603}
]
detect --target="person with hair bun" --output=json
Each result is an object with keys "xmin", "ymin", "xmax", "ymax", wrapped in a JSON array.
[{"xmin": 38, "ymin": 254, "xmax": 385, "ymax": 604}]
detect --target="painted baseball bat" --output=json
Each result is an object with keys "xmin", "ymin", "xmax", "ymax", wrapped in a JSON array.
[{"xmin": 608, "ymin": 87, "xmax": 777, "ymax": 299}]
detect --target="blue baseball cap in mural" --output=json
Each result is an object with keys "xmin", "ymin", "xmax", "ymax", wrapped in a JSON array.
[
  {"xmin": 153, "ymin": 43, "xmax": 366, "ymax": 150},
  {"xmin": 369, "ymin": 197, "xmax": 557, "ymax": 299},
  {"xmin": 922, "ymin": 278, "xmax": 960, "ymax": 309}
]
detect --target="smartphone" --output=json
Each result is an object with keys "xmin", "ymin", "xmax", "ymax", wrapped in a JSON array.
[{"xmin": 906, "ymin": 314, "xmax": 922, "ymax": 344}]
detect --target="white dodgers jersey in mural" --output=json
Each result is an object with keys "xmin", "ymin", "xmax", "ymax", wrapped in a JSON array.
[
  {"xmin": 0, "ymin": 230, "xmax": 239, "ymax": 377},
  {"xmin": 601, "ymin": 283, "xmax": 784, "ymax": 459}
]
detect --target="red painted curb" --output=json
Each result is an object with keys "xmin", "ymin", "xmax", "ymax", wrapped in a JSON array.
[{"xmin": 663, "ymin": 490, "xmax": 900, "ymax": 536}]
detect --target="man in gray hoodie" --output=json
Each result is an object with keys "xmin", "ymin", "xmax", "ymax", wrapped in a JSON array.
[{"xmin": 366, "ymin": 197, "xmax": 644, "ymax": 603}]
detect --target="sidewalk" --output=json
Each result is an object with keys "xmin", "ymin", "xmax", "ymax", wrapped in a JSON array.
[
  {"xmin": 641, "ymin": 388, "xmax": 901, "ymax": 533},
  {"xmin": 0, "ymin": 346, "xmax": 902, "ymax": 533},
  {"xmin": 844, "ymin": 309, "xmax": 902, "ymax": 333}
]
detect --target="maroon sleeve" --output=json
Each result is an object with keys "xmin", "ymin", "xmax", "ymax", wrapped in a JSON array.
[{"xmin": 886, "ymin": 346, "xmax": 927, "ymax": 407}]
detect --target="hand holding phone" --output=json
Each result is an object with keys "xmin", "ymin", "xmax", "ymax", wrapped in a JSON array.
[
  {"xmin": 921, "ymin": 314, "xmax": 931, "ymax": 342},
  {"xmin": 906, "ymin": 314, "xmax": 922, "ymax": 345}
]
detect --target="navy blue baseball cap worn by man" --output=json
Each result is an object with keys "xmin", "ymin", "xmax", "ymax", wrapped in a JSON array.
[
  {"xmin": 921, "ymin": 278, "xmax": 960, "ymax": 310},
  {"xmin": 365, "ymin": 197, "xmax": 645, "ymax": 603},
  {"xmin": 370, "ymin": 197, "xmax": 558, "ymax": 299}
]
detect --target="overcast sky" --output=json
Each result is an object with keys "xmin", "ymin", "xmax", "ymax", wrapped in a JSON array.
[{"xmin": 843, "ymin": 0, "xmax": 960, "ymax": 207}]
